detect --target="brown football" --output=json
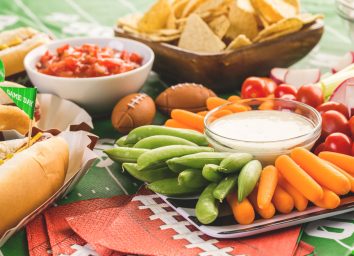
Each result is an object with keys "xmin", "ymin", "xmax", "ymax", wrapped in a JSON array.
[
  {"xmin": 111, "ymin": 93, "xmax": 156, "ymax": 134},
  {"xmin": 155, "ymin": 83, "xmax": 216, "ymax": 114}
]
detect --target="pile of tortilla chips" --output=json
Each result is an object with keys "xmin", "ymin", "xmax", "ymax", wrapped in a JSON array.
[{"xmin": 117, "ymin": 0, "xmax": 323, "ymax": 53}]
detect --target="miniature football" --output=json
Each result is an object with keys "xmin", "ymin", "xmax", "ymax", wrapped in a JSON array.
[
  {"xmin": 111, "ymin": 93, "xmax": 156, "ymax": 134},
  {"xmin": 155, "ymin": 83, "xmax": 216, "ymax": 114}
]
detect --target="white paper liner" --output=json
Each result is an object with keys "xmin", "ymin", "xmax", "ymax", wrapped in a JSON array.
[{"xmin": 0, "ymin": 130, "xmax": 98, "ymax": 247}]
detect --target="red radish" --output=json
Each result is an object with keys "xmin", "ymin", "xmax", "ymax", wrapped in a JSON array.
[
  {"xmin": 332, "ymin": 52, "xmax": 354, "ymax": 73},
  {"xmin": 329, "ymin": 78, "xmax": 354, "ymax": 116},
  {"xmin": 284, "ymin": 68, "xmax": 321, "ymax": 88},
  {"xmin": 270, "ymin": 68, "xmax": 287, "ymax": 84}
]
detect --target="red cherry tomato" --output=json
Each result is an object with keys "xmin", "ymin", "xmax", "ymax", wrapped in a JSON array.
[
  {"xmin": 241, "ymin": 77, "xmax": 269, "ymax": 99},
  {"xmin": 349, "ymin": 116, "xmax": 354, "ymax": 139},
  {"xmin": 296, "ymin": 84, "xmax": 324, "ymax": 108},
  {"xmin": 321, "ymin": 110, "xmax": 350, "ymax": 138},
  {"xmin": 324, "ymin": 132, "xmax": 352, "ymax": 155},
  {"xmin": 316, "ymin": 101, "xmax": 350, "ymax": 119},
  {"xmin": 314, "ymin": 142, "xmax": 326, "ymax": 155},
  {"xmin": 280, "ymin": 94, "xmax": 297, "ymax": 101},
  {"xmin": 262, "ymin": 78, "xmax": 278, "ymax": 94},
  {"xmin": 274, "ymin": 84, "xmax": 298, "ymax": 98}
]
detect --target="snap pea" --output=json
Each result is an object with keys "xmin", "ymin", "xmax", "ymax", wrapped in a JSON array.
[
  {"xmin": 218, "ymin": 153, "xmax": 253, "ymax": 173},
  {"xmin": 213, "ymin": 175, "xmax": 238, "ymax": 202},
  {"xmin": 202, "ymin": 164, "xmax": 224, "ymax": 183},
  {"xmin": 104, "ymin": 147, "xmax": 149, "ymax": 163},
  {"xmin": 147, "ymin": 178, "xmax": 202, "ymax": 196},
  {"xmin": 167, "ymin": 152, "xmax": 231, "ymax": 172},
  {"xmin": 178, "ymin": 169, "xmax": 209, "ymax": 189},
  {"xmin": 115, "ymin": 135, "xmax": 134, "ymax": 147},
  {"xmin": 125, "ymin": 125, "xmax": 208, "ymax": 146},
  {"xmin": 195, "ymin": 183, "xmax": 219, "ymax": 224},
  {"xmin": 122, "ymin": 163, "xmax": 176, "ymax": 183},
  {"xmin": 133, "ymin": 135, "xmax": 197, "ymax": 149},
  {"xmin": 238, "ymin": 160, "xmax": 262, "ymax": 202},
  {"xmin": 137, "ymin": 145, "xmax": 214, "ymax": 170}
]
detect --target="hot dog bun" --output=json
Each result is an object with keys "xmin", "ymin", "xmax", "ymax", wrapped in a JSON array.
[
  {"xmin": 0, "ymin": 136, "xmax": 69, "ymax": 235},
  {"xmin": 0, "ymin": 27, "xmax": 51, "ymax": 76}
]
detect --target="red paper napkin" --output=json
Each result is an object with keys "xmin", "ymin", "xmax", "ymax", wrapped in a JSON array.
[
  {"xmin": 26, "ymin": 215, "xmax": 51, "ymax": 256},
  {"xmin": 294, "ymin": 241, "xmax": 315, "ymax": 256}
]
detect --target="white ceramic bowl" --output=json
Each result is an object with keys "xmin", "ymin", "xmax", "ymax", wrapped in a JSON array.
[{"xmin": 24, "ymin": 37, "xmax": 154, "ymax": 113}]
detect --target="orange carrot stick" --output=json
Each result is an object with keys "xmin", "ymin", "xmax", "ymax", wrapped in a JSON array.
[
  {"xmin": 275, "ymin": 155, "xmax": 323, "ymax": 202},
  {"xmin": 171, "ymin": 109, "xmax": 204, "ymax": 131},
  {"xmin": 258, "ymin": 100, "xmax": 275, "ymax": 110},
  {"xmin": 291, "ymin": 147, "xmax": 351, "ymax": 195},
  {"xmin": 227, "ymin": 95, "xmax": 241, "ymax": 102},
  {"xmin": 164, "ymin": 119, "xmax": 201, "ymax": 132},
  {"xmin": 249, "ymin": 187, "xmax": 276, "ymax": 219},
  {"xmin": 272, "ymin": 186, "xmax": 294, "ymax": 214},
  {"xmin": 278, "ymin": 174, "xmax": 308, "ymax": 211},
  {"xmin": 213, "ymin": 109, "xmax": 233, "ymax": 118},
  {"xmin": 197, "ymin": 111, "xmax": 208, "ymax": 117},
  {"xmin": 313, "ymin": 188, "xmax": 340, "ymax": 209},
  {"xmin": 206, "ymin": 97, "xmax": 230, "ymax": 110},
  {"xmin": 257, "ymin": 165, "xmax": 278, "ymax": 209},
  {"xmin": 226, "ymin": 103, "xmax": 251, "ymax": 113},
  {"xmin": 324, "ymin": 160, "xmax": 354, "ymax": 193},
  {"xmin": 227, "ymin": 193, "xmax": 255, "ymax": 225},
  {"xmin": 319, "ymin": 151, "xmax": 354, "ymax": 174}
]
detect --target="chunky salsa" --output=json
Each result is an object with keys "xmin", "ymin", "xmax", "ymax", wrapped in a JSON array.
[{"xmin": 36, "ymin": 44, "xmax": 143, "ymax": 78}]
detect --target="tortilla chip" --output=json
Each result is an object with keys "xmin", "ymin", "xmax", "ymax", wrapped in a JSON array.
[
  {"xmin": 181, "ymin": 0, "xmax": 206, "ymax": 17},
  {"xmin": 122, "ymin": 26, "xmax": 180, "ymax": 42},
  {"xmin": 117, "ymin": 14, "xmax": 142, "ymax": 30},
  {"xmin": 137, "ymin": 0, "xmax": 172, "ymax": 33},
  {"xmin": 251, "ymin": 0, "xmax": 297, "ymax": 24},
  {"xmin": 173, "ymin": 0, "xmax": 190, "ymax": 18},
  {"xmin": 284, "ymin": 0, "xmax": 301, "ymax": 13},
  {"xmin": 178, "ymin": 14, "xmax": 226, "ymax": 53},
  {"xmin": 226, "ymin": 34, "xmax": 252, "ymax": 50},
  {"xmin": 208, "ymin": 15, "xmax": 230, "ymax": 38},
  {"xmin": 253, "ymin": 17, "xmax": 303, "ymax": 42},
  {"xmin": 297, "ymin": 13, "xmax": 324, "ymax": 25},
  {"xmin": 194, "ymin": 0, "xmax": 224, "ymax": 14},
  {"xmin": 226, "ymin": 0, "xmax": 259, "ymax": 40}
]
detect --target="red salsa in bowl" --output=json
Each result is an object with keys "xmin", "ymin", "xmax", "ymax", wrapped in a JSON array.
[{"xmin": 36, "ymin": 43, "xmax": 143, "ymax": 78}]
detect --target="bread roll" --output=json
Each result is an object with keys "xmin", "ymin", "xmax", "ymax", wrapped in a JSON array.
[
  {"xmin": 0, "ymin": 105, "xmax": 30, "ymax": 135},
  {"xmin": 0, "ymin": 136, "xmax": 69, "ymax": 235}
]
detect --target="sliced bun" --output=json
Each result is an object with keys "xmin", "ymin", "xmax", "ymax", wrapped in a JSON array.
[
  {"xmin": 0, "ymin": 136, "xmax": 69, "ymax": 235},
  {"xmin": 0, "ymin": 105, "xmax": 30, "ymax": 135}
]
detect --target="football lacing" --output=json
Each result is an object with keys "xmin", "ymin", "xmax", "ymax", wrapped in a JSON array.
[
  {"xmin": 127, "ymin": 93, "xmax": 147, "ymax": 108},
  {"xmin": 171, "ymin": 83, "xmax": 203, "ymax": 90}
]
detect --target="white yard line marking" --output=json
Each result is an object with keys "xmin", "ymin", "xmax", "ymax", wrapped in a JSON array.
[
  {"xmin": 104, "ymin": 163, "xmax": 129, "ymax": 195},
  {"xmin": 326, "ymin": 26, "xmax": 352, "ymax": 44},
  {"xmin": 0, "ymin": 249, "xmax": 4, "ymax": 256},
  {"xmin": 119, "ymin": 0, "xmax": 138, "ymax": 12},
  {"xmin": 320, "ymin": 226, "xmax": 354, "ymax": 251},
  {"xmin": 64, "ymin": 0, "xmax": 99, "ymax": 24},
  {"xmin": 13, "ymin": 0, "xmax": 55, "ymax": 38}
]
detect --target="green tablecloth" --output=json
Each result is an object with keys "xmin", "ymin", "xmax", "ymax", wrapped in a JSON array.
[{"xmin": 0, "ymin": 1, "xmax": 353, "ymax": 255}]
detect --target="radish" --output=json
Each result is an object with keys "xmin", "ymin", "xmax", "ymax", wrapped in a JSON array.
[
  {"xmin": 329, "ymin": 77, "xmax": 354, "ymax": 116},
  {"xmin": 284, "ymin": 68, "xmax": 321, "ymax": 88},
  {"xmin": 332, "ymin": 52, "xmax": 354, "ymax": 73},
  {"xmin": 270, "ymin": 68, "xmax": 287, "ymax": 84}
]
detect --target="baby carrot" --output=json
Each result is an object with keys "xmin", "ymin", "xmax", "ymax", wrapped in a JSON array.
[
  {"xmin": 171, "ymin": 109, "xmax": 205, "ymax": 132},
  {"xmin": 257, "ymin": 165, "xmax": 278, "ymax": 209},
  {"xmin": 227, "ymin": 95, "xmax": 241, "ymax": 102},
  {"xmin": 197, "ymin": 111, "xmax": 208, "ymax": 117},
  {"xmin": 272, "ymin": 186, "xmax": 294, "ymax": 214},
  {"xmin": 249, "ymin": 187, "xmax": 276, "ymax": 219},
  {"xmin": 258, "ymin": 100, "xmax": 274, "ymax": 110},
  {"xmin": 214, "ymin": 109, "xmax": 233, "ymax": 118},
  {"xmin": 324, "ymin": 160, "xmax": 354, "ymax": 193},
  {"xmin": 291, "ymin": 147, "xmax": 351, "ymax": 195},
  {"xmin": 313, "ymin": 188, "xmax": 340, "ymax": 209},
  {"xmin": 278, "ymin": 175, "xmax": 308, "ymax": 211},
  {"xmin": 275, "ymin": 155, "xmax": 323, "ymax": 202},
  {"xmin": 206, "ymin": 97, "xmax": 229, "ymax": 110},
  {"xmin": 319, "ymin": 151, "xmax": 354, "ymax": 175},
  {"xmin": 226, "ymin": 103, "xmax": 251, "ymax": 113},
  {"xmin": 227, "ymin": 193, "xmax": 255, "ymax": 225},
  {"xmin": 165, "ymin": 119, "xmax": 200, "ymax": 132}
]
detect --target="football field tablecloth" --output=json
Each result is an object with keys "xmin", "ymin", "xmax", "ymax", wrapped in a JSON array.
[{"xmin": 0, "ymin": 0, "xmax": 353, "ymax": 255}]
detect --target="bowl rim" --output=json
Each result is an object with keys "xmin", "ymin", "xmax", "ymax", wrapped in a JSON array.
[
  {"xmin": 24, "ymin": 36, "xmax": 155, "ymax": 81},
  {"xmin": 204, "ymin": 98, "xmax": 322, "ymax": 143}
]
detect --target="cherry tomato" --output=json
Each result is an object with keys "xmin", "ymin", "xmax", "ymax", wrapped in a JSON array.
[
  {"xmin": 321, "ymin": 110, "xmax": 350, "ymax": 138},
  {"xmin": 349, "ymin": 116, "xmax": 354, "ymax": 139},
  {"xmin": 274, "ymin": 84, "xmax": 298, "ymax": 98},
  {"xmin": 241, "ymin": 77, "xmax": 269, "ymax": 99},
  {"xmin": 314, "ymin": 142, "xmax": 326, "ymax": 155},
  {"xmin": 296, "ymin": 84, "xmax": 324, "ymax": 108},
  {"xmin": 262, "ymin": 78, "xmax": 278, "ymax": 94},
  {"xmin": 280, "ymin": 94, "xmax": 297, "ymax": 101},
  {"xmin": 316, "ymin": 101, "xmax": 350, "ymax": 119},
  {"xmin": 324, "ymin": 132, "xmax": 352, "ymax": 155}
]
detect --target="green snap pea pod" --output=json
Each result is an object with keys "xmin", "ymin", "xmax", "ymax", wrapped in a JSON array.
[
  {"xmin": 195, "ymin": 183, "xmax": 219, "ymax": 225},
  {"xmin": 218, "ymin": 153, "xmax": 253, "ymax": 173},
  {"xmin": 133, "ymin": 135, "xmax": 197, "ymax": 149},
  {"xmin": 166, "ymin": 152, "xmax": 231, "ymax": 172},
  {"xmin": 122, "ymin": 163, "xmax": 176, "ymax": 183},
  {"xmin": 178, "ymin": 169, "xmax": 209, "ymax": 189},
  {"xmin": 202, "ymin": 164, "xmax": 224, "ymax": 183},
  {"xmin": 213, "ymin": 175, "xmax": 238, "ymax": 202},
  {"xmin": 125, "ymin": 125, "xmax": 208, "ymax": 146},
  {"xmin": 137, "ymin": 145, "xmax": 214, "ymax": 170},
  {"xmin": 238, "ymin": 160, "xmax": 262, "ymax": 202},
  {"xmin": 104, "ymin": 147, "xmax": 149, "ymax": 163},
  {"xmin": 115, "ymin": 136, "xmax": 134, "ymax": 147},
  {"xmin": 147, "ymin": 178, "xmax": 202, "ymax": 196}
]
